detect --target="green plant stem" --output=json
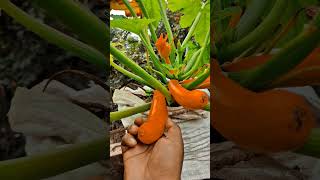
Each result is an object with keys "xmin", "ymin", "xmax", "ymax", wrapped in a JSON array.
[
  {"xmin": 0, "ymin": 0, "xmax": 107, "ymax": 70},
  {"xmin": 184, "ymin": 68, "xmax": 210, "ymax": 90},
  {"xmin": 296, "ymin": 128, "xmax": 320, "ymax": 158},
  {"xmin": 157, "ymin": 0, "xmax": 175, "ymax": 51},
  {"xmin": 110, "ymin": 45, "xmax": 172, "ymax": 101},
  {"xmin": 123, "ymin": 0, "xmax": 138, "ymax": 18},
  {"xmin": 0, "ymin": 136, "xmax": 106, "ymax": 179},
  {"xmin": 235, "ymin": 0, "xmax": 269, "ymax": 41},
  {"xmin": 181, "ymin": 28, "xmax": 210, "ymax": 79},
  {"xmin": 136, "ymin": 0, "xmax": 158, "ymax": 42},
  {"xmin": 269, "ymin": 66, "xmax": 320, "ymax": 88},
  {"xmin": 31, "ymin": 0, "xmax": 108, "ymax": 55},
  {"xmin": 218, "ymin": 0, "xmax": 287, "ymax": 61},
  {"xmin": 111, "ymin": 59, "xmax": 151, "ymax": 86},
  {"xmin": 110, "ymin": 103, "xmax": 151, "ymax": 122},
  {"xmin": 139, "ymin": 33, "xmax": 164, "ymax": 72},
  {"xmin": 228, "ymin": 17, "xmax": 320, "ymax": 90},
  {"xmin": 181, "ymin": 2, "xmax": 207, "ymax": 49},
  {"xmin": 264, "ymin": 9, "xmax": 303, "ymax": 54}
]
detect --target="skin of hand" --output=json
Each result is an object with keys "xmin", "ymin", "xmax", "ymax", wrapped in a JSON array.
[{"xmin": 121, "ymin": 117, "xmax": 184, "ymax": 180}]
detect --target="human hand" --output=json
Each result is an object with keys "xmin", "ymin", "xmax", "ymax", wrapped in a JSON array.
[{"xmin": 121, "ymin": 117, "xmax": 184, "ymax": 180}]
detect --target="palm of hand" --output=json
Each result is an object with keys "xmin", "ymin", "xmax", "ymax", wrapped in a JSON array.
[{"xmin": 123, "ymin": 121, "xmax": 183, "ymax": 180}]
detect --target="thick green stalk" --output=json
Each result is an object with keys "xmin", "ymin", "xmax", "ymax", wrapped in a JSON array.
[
  {"xmin": 157, "ymin": 0, "xmax": 175, "ymax": 50},
  {"xmin": 296, "ymin": 129, "xmax": 320, "ymax": 158},
  {"xmin": 0, "ymin": 0, "xmax": 107, "ymax": 70},
  {"xmin": 111, "ymin": 59, "xmax": 151, "ymax": 86},
  {"xmin": 218, "ymin": 0, "xmax": 287, "ymax": 61},
  {"xmin": 31, "ymin": 0, "xmax": 109, "ymax": 55},
  {"xmin": 110, "ymin": 103, "xmax": 151, "ymax": 122},
  {"xmin": 235, "ymin": 0, "xmax": 270, "ymax": 41},
  {"xmin": 228, "ymin": 18, "xmax": 320, "ymax": 90},
  {"xmin": 0, "ymin": 137, "xmax": 106, "ymax": 179},
  {"xmin": 123, "ymin": 0, "xmax": 138, "ymax": 18},
  {"xmin": 184, "ymin": 68, "xmax": 210, "ymax": 90},
  {"xmin": 110, "ymin": 45, "xmax": 172, "ymax": 101},
  {"xmin": 181, "ymin": 2, "xmax": 207, "ymax": 49},
  {"xmin": 136, "ymin": 0, "xmax": 158, "ymax": 42},
  {"xmin": 139, "ymin": 33, "xmax": 164, "ymax": 73},
  {"xmin": 181, "ymin": 28, "xmax": 210, "ymax": 79}
]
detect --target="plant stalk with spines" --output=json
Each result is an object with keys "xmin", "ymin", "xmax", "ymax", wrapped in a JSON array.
[
  {"xmin": 181, "ymin": 27, "xmax": 210, "ymax": 79},
  {"xmin": 218, "ymin": 0, "xmax": 287, "ymax": 62},
  {"xmin": 110, "ymin": 103, "xmax": 151, "ymax": 122},
  {"xmin": 0, "ymin": 137, "xmax": 106, "ymax": 179},
  {"xmin": 111, "ymin": 45, "xmax": 172, "ymax": 102},
  {"xmin": 0, "ymin": 0, "xmax": 108, "ymax": 70},
  {"xmin": 136, "ymin": 0, "xmax": 158, "ymax": 42},
  {"xmin": 31, "ymin": 0, "xmax": 109, "ymax": 55},
  {"xmin": 157, "ymin": 0, "xmax": 176, "ymax": 54},
  {"xmin": 228, "ymin": 13, "xmax": 320, "ymax": 91},
  {"xmin": 181, "ymin": 2, "xmax": 208, "ymax": 49}
]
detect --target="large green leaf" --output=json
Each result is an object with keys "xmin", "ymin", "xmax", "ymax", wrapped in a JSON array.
[
  {"xmin": 194, "ymin": 3, "xmax": 210, "ymax": 47},
  {"xmin": 143, "ymin": 0, "xmax": 163, "ymax": 27},
  {"xmin": 168, "ymin": 0, "xmax": 202, "ymax": 28},
  {"xmin": 168, "ymin": 0, "xmax": 210, "ymax": 46},
  {"xmin": 111, "ymin": 18, "xmax": 155, "ymax": 35}
]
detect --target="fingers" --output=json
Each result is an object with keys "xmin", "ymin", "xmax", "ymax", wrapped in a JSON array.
[
  {"xmin": 121, "ymin": 133, "xmax": 137, "ymax": 153},
  {"xmin": 165, "ymin": 118, "xmax": 183, "ymax": 140},
  {"xmin": 127, "ymin": 124, "xmax": 139, "ymax": 136},
  {"xmin": 121, "ymin": 117, "xmax": 145, "ymax": 153},
  {"xmin": 134, "ymin": 117, "xmax": 144, "ymax": 126}
]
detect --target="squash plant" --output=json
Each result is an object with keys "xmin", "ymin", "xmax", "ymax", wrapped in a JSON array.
[
  {"xmin": 0, "ymin": 0, "xmax": 107, "ymax": 179},
  {"xmin": 110, "ymin": 0, "xmax": 210, "ymax": 124},
  {"xmin": 213, "ymin": 0, "xmax": 320, "ymax": 157}
]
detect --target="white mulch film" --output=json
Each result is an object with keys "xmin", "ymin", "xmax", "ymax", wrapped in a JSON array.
[
  {"xmin": 112, "ymin": 87, "xmax": 211, "ymax": 180},
  {"xmin": 8, "ymin": 80, "xmax": 107, "ymax": 180}
]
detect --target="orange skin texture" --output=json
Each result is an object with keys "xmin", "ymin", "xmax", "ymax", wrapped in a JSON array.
[
  {"xmin": 138, "ymin": 90, "xmax": 168, "ymax": 144},
  {"xmin": 212, "ymin": 60, "xmax": 316, "ymax": 153},
  {"xmin": 168, "ymin": 80, "xmax": 209, "ymax": 110},
  {"xmin": 222, "ymin": 48, "xmax": 320, "ymax": 87},
  {"xmin": 155, "ymin": 34, "xmax": 171, "ymax": 64},
  {"xmin": 110, "ymin": 0, "xmax": 141, "ymax": 17}
]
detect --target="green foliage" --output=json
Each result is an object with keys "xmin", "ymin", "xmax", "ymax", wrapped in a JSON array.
[
  {"xmin": 111, "ymin": 18, "xmax": 155, "ymax": 35},
  {"xmin": 168, "ymin": 0, "xmax": 210, "ymax": 46},
  {"xmin": 143, "ymin": 0, "xmax": 164, "ymax": 27}
]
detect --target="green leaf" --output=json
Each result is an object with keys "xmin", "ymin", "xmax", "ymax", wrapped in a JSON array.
[
  {"xmin": 194, "ymin": 3, "xmax": 210, "ymax": 46},
  {"xmin": 143, "ymin": 0, "xmax": 163, "ymax": 27},
  {"xmin": 111, "ymin": 18, "xmax": 155, "ymax": 35},
  {"xmin": 168, "ymin": 0, "xmax": 202, "ymax": 28}
]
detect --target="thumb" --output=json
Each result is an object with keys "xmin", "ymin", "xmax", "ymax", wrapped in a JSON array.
[{"xmin": 165, "ymin": 118, "xmax": 182, "ymax": 139}]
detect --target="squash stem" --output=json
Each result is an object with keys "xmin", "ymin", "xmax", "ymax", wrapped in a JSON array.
[
  {"xmin": 110, "ymin": 45, "xmax": 172, "ymax": 101},
  {"xmin": 110, "ymin": 103, "xmax": 151, "ymax": 122},
  {"xmin": 218, "ymin": 0, "xmax": 287, "ymax": 62},
  {"xmin": 228, "ymin": 14, "xmax": 320, "ymax": 91},
  {"xmin": 0, "ymin": 0, "xmax": 107, "ymax": 70},
  {"xmin": 0, "ymin": 136, "xmax": 106, "ymax": 179}
]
